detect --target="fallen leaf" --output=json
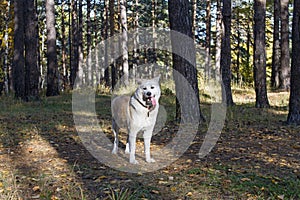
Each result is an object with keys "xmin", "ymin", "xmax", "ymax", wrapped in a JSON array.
[
  {"xmin": 151, "ymin": 190, "xmax": 160, "ymax": 194},
  {"xmin": 241, "ymin": 178, "xmax": 251, "ymax": 182},
  {"xmin": 186, "ymin": 192, "xmax": 193, "ymax": 196},
  {"xmin": 32, "ymin": 186, "xmax": 40, "ymax": 192}
]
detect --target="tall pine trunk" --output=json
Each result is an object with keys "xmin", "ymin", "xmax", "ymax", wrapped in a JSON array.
[
  {"xmin": 287, "ymin": 0, "xmax": 300, "ymax": 124},
  {"xmin": 120, "ymin": 0, "xmax": 129, "ymax": 85},
  {"xmin": 104, "ymin": 0, "xmax": 110, "ymax": 86},
  {"xmin": 271, "ymin": 0, "xmax": 280, "ymax": 88},
  {"xmin": 70, "ymin": 0, "xmax": 78, "ymax": 88},
  {"xmin": 131, "ymin": 0, "xmax": 139, "ymax": 81},
  {"xmin": 24, "ymin": 0, "xmax": 39, "ymax": 100},
  {"xmin": 221, "ymin": 0, "xmax": 234, "ymax": 106},
  {"xmin": 46, "ymin": 0, "xmax": 59, "ymax": 96},
  {"xmin": 215, "ymin": 0, "xmax": 222, "ymax": 81},
  {"xmin": 13, "ymin": 0, "xmax": 25, "ymax": 99},
  {"xmin": 205, "ymin": 0, "xmax": 211, "ymax": 81},
  {"xmin": 61, "ymin": 1, "xmax": 68, "ymax": 89},
  {"xmin": 279, "ymin": 0, "xmax": 290, "ymax": 89},
  {"xmin": 191, "ymin": 0, "xmax": 197, "ymax": 40},
  {"xmin": 253, "ymin": 0, "xmax": 269, "ymax": 108},
  {"xmin": 86, "ymin": 0, "xmax": 93, "ymax": 85},
  {"xmin": 77, "ymin": 0, "xmax": 84, "ymax": 86},
  {"xmin": 168, "ymin": 0, "xmax": 205, "ymax": 123}
]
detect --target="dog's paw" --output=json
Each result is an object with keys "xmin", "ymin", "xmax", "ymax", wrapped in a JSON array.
[
  {"xmin": 112, "ymin": 148, "xmax": 118, "ymax": 154},
  {"xmin": 146, "ymin": 158, "xmax": 156, "ymax": 163},
  {"xmin": 130, "ymin": 159, "xmax": 139, "ymax": 164},
  {"xmin": 125, "ymin": 149, "xmax": 130, "ymax": 154},
  {"xmin": 125, "ymin": 144, "xmax": 130, "ymax": 154}
]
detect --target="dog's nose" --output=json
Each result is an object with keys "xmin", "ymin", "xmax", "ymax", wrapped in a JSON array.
[{"xmin": 146, "ymin": 91, "xmax": 152, "ymax": 96}]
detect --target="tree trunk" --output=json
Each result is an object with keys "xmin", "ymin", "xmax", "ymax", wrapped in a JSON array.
[
  {"xmin": 13, "ymin": 0, "xmax": 25, "ymax": 99},
  {"xmin": 120, "ymin": 0, "xmax": 129, "ymax": 85},
  {"xmin": 236, "ymin": 8, "xmax": 241, "ymax": 84},
  {"xmin": 46, "ymin": 0, "xmax": 59, "ymax": 96},
  {"xmin": 221, "ymin": 0, "xmax": 234, "ymax": 106},
  {"xmin": 24, "ymin": 0, "xmax": 40, "ymax": 101},
  {"xmin": 77, "ymin": 0, "xmax": 84, "ymax": 86},
  {"xmin": 253, "ymin": 0, "xmax": 269, "ymax": 108},
  {"xmin": 109, "ymin": 0, "xmax": 117, "ymax": 89},
  {"xmin": 205, "ymin": 0, "xmax": 211, "ymax": 81},
  {"xmin": 94, "ymin": 0, "xmax": 100, "ymax": 86},
  {"xmin": 168, "ymin": 0, "xmax": 205, "ymax": 123},
  {"xmin": 104, "ymin": 0, "xmax": 110, "ymax": 86},
  {"xmin": 191, "ymin": 0, "xmax": 197, "ymax": 40},
  {"xmin": 151, "ymin": 0, "xmax": 157, "ymax": 65},
  {"xmin": 61, "ymin": 1, "xmax": 68, "ymax": 90},
  {"xmin": 215, "ymin": 0, "xmax": 222, "ymax": 81},
  {"xmin": 70, "ymin": 0, "xmax": 78, "ymax": 88},
  {"xmin": 279, "ymin": 0, "xmax": 290, "ymax": 90},
  {"xmin": 131, "ymin": 0, "xmax": 139, "ymax": 81},
  {"xmin": 86, "ymin": 0, "xmax": 93, "ymax": 85},
  {"xmin": 3, "ymin": 0, "xmax": 11, "ymax": 95},
  {"xmin": 271, "ymin": 0, "xmax": 280, "ymax": 88},
  {"xmin": 287, "ymin": 0, "xmax": 300, "ymax": 124}
]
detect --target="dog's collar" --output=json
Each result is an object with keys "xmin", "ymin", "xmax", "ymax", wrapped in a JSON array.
[{"xmin": 131, "ymin": 94, "xmax": 155, "ymax": 117}]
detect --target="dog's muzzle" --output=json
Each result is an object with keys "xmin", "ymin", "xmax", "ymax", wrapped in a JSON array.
[{"xmin": 143, "ymin": 92, "xmax": 156, "ymax": 108}]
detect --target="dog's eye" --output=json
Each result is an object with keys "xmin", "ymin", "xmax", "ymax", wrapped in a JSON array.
[
  {"xmin": 151, "ymin": 86, "xmax": 155, "ymax": 89},
  {"xmin": 143, "ymin": 87, "xmax": 147, "ymax": 90}
]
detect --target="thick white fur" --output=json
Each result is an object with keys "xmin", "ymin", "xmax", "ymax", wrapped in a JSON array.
[{"xmin": 111, "ymin": 77, "xmax": 161, "ymax": 164}]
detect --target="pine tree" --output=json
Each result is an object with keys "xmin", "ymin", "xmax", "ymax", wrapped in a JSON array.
[
  {"xmin": 46, "ymin": 0, "xmax": 59, "ymax": 96},
  {"xmin": 253, "ymin": 0, "xmax": 269, "ymax": 108}
]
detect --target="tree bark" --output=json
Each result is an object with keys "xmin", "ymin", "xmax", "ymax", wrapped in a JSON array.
[
  {"xmin": 120, "ymin": 0, "xmax": 129, "ymax": 86},
  {"xmin": 253, "ymin": 0, "xmax": 270, "ymax": 108},
  {"xmin": 215, "ymin": 0, "xmax": 222, "ymax": 81},
  {"xmin": 61, "ymin": 1, "xmax": 68, "ymax": 90},
  {"xmin": 86, "ymin": 0, "xmax": 93, "ymax": 85},
  {"xmin": 70, "ymin": 0, "xmax": 78, "ymax": 88},
  {"xmin": 77, "ymin": 0, "xmax": 84, "ymax": 86},
  {"xmin": 205, "ymin": 0, "xmax": 211, "ymax": 81},
  {"xmin": 279, "ymin": 0, "xmax": 290, "ymax": 90},
  {"xmin": 271, "ymin": 0, "xmax": 280, "ymax": 88},
  {"xmin": 13, "ymin": 0, "xmax": 25, "ymax": 99},
  {"xmin": 46, "ymin": 0, "xmax": 59, "ymax": 96},
  {"xmin": 221, "ymin": 0, "xmax": 234, "ymax": 106},
  {"xmin": 168, "ymin": 0, "xmax": 205, "ymax": 123},
  {"xmin": 104, "ymin": 0, "xmax": 110, "ymax": 86},
  {"xmin": 109, "ymin": 0, "xmax": 117, "ymax": 89},
  {"xmin": 287, "ymin": 0, "xmax": 300, "ymax": 124},
  {"xmin": 191, "ymin": 0, "xmax": 197, "ymax": 40},
  {"xmin": 24, "ymin": 0, "xmax": 40, "ymax": 101}
]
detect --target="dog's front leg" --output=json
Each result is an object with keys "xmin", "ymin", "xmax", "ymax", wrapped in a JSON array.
[
  {"xmin": 128, "ymin": 134, "xmax": 138, "ymax": 164},
  {"xmin": 144, "ymin": 131, "xmax": 155, "ymax": 163}
]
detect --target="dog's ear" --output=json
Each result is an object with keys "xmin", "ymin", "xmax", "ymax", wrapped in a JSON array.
[
  {"xmin": 153, "ymin": 75, "xmax": 161, "ymax": 83},
  {"xmin": 136, "ymin": 78, "xmax": 143, "ymax": 85}
]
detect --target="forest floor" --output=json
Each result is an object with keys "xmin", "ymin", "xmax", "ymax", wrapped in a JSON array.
[{"xmin": 0, "ymin": 88, "xmax": 299, "ymax": 200}]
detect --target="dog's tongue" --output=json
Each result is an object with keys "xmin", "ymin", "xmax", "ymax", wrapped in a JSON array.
[{"xmin": 151, "ymin": 97, "xmax": 156, "ymax": 106}]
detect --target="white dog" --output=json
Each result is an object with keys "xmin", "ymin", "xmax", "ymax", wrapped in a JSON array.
[{"xmin": 111, "ymin": 76, "xmax": 161, "ymax": 164}]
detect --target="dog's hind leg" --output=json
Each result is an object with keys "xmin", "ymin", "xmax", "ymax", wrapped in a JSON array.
[
  {"xmin": 112, "ymin": 119, "xmax": 119, "ymax": 154},
  {"xmin": 125, "ymin": 136, "xmax": 130, "ymax": 154}
]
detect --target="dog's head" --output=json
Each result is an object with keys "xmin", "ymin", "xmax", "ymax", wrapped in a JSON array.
[{"xmin": 136, "ymin": 76, "xmax": 161, "ymax": 108}]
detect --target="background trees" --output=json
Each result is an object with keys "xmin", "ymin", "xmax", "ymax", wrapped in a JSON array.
[
  {"xmin": 220, "ymin": 0, "xmax": 234, "ymax": 106},
  {"xmin": 46, "ymin": 0, "xmax": 59, "ymax": 96},
  {"xmin": 0, "ymin": 0, "xmax": 298, "ymax": 121},
  {"xmin": 253, "ymin": 0, "xmax": 269, "ymax": 108},
  {"xmin": 13, "ymin": 0, "xmax": 39, "ymax": 101},
  {"xmin": 168, "ymin": 0, "xmax": 205, "ymax": 123},
  {"xmin": 287, "ymin": 0, "xmax": 300, "ymax": 124}
]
